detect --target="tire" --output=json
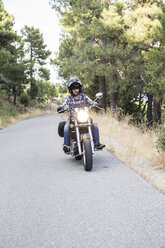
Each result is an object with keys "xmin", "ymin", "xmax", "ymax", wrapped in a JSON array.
[
  {"xmin": 58, "ymin": 121, "xmax": 66, "ymax": 137},
  {"xmin": 75, "ymin": 155, "xmax": 83, "ymax": 160},
  {"xmin": 83, "ymin": 139, "xmax": 93, "ymax": 171}
]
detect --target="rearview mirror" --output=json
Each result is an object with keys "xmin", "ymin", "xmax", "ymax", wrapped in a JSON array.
[{"xmin": 95, "ymin": 92, "xmax": 103, "ymax": 98}]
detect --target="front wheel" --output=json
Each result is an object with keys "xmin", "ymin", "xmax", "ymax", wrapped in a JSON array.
[{"xmin": 83, "ymin": 139, "xmax": 93, "ymax": 171}]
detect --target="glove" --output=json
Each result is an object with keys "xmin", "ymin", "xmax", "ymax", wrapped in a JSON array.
[{"xmin": 57, "ymin": 106, "xmax": 62, "ymax": 112}]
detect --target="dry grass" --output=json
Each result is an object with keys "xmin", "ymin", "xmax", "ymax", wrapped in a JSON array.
[
  {"xmin": 93, "ymin": 111, "xmax": 158, "ymax": 162},
  {"xmin": 0, "ymin": 106, "xmax": 55, "ymax": 130},
  {"xmin": 92, "ymin": 110, "xmax": 165, "ymax": 194}
]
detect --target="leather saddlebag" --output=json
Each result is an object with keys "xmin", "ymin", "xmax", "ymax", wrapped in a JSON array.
[{"xmin": 58, "ymin": 121, "xmax": 66, "ymax": 137}]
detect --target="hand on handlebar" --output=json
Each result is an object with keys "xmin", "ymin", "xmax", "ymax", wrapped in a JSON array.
[
  {"xmin": 57, "ymin": 105, "xmax": 69, "ymax": 113},
  {"xmin": 95, "ymin": 104, "xmax": 105, "ymax": 111},
  {"xmin": 57, "ymin": 106, "xmax": 62, "ymax": 112}
]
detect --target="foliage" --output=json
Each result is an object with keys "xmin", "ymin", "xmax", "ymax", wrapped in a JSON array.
[
  {"xmin": 51, "ymin": 0, "xmax": 165, "ymax": 126},
  {"xmin": 0, "ymin": 1, "xmax": 27, "ymax": 104},
  {"xmin": 0, "ymin": 104, "xmax": 18, "ymax": 126},
  {"xmin": 1, "ymin": 0, "xmax": 165, "ymax": 127},
  {"xmin": 42, "ymin": 81, "xmax": 58, "ymax": 101},
  {"xmin": 0, "ymin": 85, "xmax": 6, "ymax": 105},
  {"xmin": 29, "ymin": 79, "xmax": 58, "ymax": 103},
  {"xmin": 19, "ymin": 91, "xmax": 30, "ymax": 107},
  {"xmin": 0, "ymin": 1, "xmax": 55, "ymax": 105},
  {"xmin": 156, "ymin": 127, "xmax": 165, "ymax": 151},
  {"xmin": 21, "ymin": 25, "xmax": 51, "ymax": 99}
]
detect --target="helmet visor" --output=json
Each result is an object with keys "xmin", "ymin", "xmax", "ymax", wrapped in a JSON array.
[
  {"xmin": 71, "ymin": 84, "xmax": 80, "ymax": 90},
  {"xmin": 72, "ymin": 85, "xmax": 80, "ymax": 90}
]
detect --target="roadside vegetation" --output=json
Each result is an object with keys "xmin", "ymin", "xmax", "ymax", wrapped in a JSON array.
[
  {"xmin": 92, "ymin": 110, "xmax": 165, "ymax": 194},
  {"xmin": 0, "ymin": 102, "xmax": 55, "ymax": 130}
]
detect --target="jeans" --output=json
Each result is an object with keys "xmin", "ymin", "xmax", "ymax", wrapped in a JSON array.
[{"xmin": 64, "ymin": 119, "xmax": 100, "ymax": 146}]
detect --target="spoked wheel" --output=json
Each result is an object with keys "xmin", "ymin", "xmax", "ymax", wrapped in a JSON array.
[{"xmin": 83, "ymin": 139, "xmax": 93, "ymax": 171}]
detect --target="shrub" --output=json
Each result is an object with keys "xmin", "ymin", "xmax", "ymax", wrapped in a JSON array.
[
  {"xmin": 0, "ymin": 105, "xmax": 19, "ymax": 126},
  {"xmin": 156, "ymin": 127, "xmax": 165, "ymax": 151},
  {"xmin": 19, "ymin": 92, "xmax": 30, "ymax": 107}
]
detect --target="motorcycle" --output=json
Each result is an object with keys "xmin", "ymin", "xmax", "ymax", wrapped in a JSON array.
[{"xmin": 58, "ymin": 92, "xmax": 104, "ymax": 171}]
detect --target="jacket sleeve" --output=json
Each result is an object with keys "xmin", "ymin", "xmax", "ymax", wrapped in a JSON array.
[
  {"xmin": 60, "ymin": 97, "xmax": 69, "ymax": 109},
  {"xmin": 57, "ymin": 97, "xmax": 69, "ymax": 112},
  {"xmin": 85, "ymin": 95, "xmax": 97, "ymax": 107}
]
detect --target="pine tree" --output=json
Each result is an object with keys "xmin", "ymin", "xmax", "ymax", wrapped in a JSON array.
[
  {"xmin": 51, "ymin": 0, "xmax": 164, "ymax": 125},
  {"xmin": 21, "ymin": 26, "xmax": 51, "ymax": 99},
  {"xmin": 0, "ymin": 0, "xmax": 27, "ymax": 104}
]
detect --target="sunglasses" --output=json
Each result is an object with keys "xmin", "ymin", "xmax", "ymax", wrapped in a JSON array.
[{"xmin": 72, "ymin": 86, "xmax": 80, "ymax": 90}]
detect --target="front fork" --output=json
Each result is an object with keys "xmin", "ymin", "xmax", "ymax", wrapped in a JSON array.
[
  {"xmin": 88, "ymin": 120, "xmax": 94, "ymax": 154},
  {"xmin": 75, "ymin": 120, "xmax": 94, "ymax": 155},
  {"xmin": 75, "ymin": 120, "xmax": 82, "ymax": 155}
]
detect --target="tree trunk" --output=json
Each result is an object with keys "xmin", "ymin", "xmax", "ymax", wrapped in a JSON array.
[
  {"xmin": 12, "ymin": 86, "xmax": 17, "ymax": 105},
  {"xmin": 153, "ymin": 96, "xmax": 161, "ymax": 125},
  {"xmin": 98, "ymin": 75, "xmax": 106, "ymax": 109},
  {"xmin": 30, "ymin": 45, "xmax": 33, "ymax": 100},
  {"xmin": 110, "ymin": 73, "xmax": 119, "ymax": 116},
  {"xmin": 147, "ymin": 94, "xmax": 153, "ymax": 127}
]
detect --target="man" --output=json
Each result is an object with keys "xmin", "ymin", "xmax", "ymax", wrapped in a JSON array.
[{"xmin": 57, "ymin": 77, "xmax": 105, "ymax": 153}]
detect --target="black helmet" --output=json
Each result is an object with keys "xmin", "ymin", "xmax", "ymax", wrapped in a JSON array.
[{"xmin": 67, "ymin": 77, "xmax": 82, "ymax": 94}]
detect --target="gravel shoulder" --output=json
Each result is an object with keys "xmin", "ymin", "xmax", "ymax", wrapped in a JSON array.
[{"xmin": 101, "ymin": 135, "xmax": 165, "ymax": 194}]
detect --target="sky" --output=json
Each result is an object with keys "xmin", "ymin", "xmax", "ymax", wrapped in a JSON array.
[{"xmin": 3, "ymin": 0, "xmax": 62, "ymax": 85}]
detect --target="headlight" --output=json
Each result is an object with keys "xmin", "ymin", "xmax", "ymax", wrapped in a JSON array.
[{"xmin": 77, "ymin": 111, "xmax": 88, "ymax": 122}]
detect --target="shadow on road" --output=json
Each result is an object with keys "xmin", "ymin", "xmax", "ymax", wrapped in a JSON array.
[{"xmin": 60, "ymin": 149, "xmax": 120, "ymax": 173}]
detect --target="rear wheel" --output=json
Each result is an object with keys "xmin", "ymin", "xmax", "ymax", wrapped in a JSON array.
[{"xmin": 83, "ymin": 139, "xmax": 93, "ymax": 171}]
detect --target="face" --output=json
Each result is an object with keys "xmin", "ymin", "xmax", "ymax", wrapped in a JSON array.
[{"xmin": 71, "ymin": 86, "xmax": 80, "ymax": 96}]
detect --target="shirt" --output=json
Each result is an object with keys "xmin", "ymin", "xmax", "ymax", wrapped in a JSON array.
[{"xmin": 60, "ymin": 93, "xmax": 98, "ymax": 119}]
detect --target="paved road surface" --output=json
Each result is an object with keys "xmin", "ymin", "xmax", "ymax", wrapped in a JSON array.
[{"xmin": 0, "ymin": 114, "xmax": 165, "ymax": 248}]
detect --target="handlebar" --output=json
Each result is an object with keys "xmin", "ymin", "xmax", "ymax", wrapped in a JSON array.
[
  {"xmin": 89, "ymin": 104, "xmax": 104, "ymax": 111},
  {"xmin": 58, "ymin": 105, "xmax": 104, "ymax": 113},
  {"xmin": 58, "ymin": 110, "xmax": 66, "ymax": 114},
  {"xmin": 57, "ymin": 105, "xmax": 69, "ymax": 114}
]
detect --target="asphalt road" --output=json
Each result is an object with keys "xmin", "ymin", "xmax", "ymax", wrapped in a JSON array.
[{"xmin": 0, "ymin": 114, "xmax": 165, "ymax": 248}]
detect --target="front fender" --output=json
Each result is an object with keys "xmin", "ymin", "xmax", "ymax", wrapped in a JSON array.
[
  {"xmin": 81, "ymin": 133, "xmax": 94, "ymax": 154},
  {"xmin": 81, "ymin": 133, "xmax": 90, "ymax": 141}
]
